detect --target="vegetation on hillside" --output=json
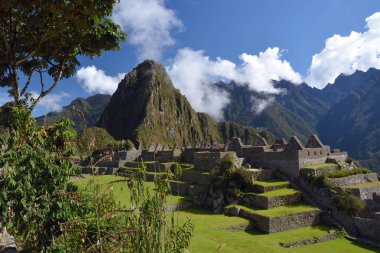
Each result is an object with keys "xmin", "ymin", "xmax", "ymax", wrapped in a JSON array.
[
  {"xmin": 36, "ymin": 94, "xmax": 111, "ymax": 132},
  {"xmin": 97, "ymin": 60, "xmax": 274, "ymax": 148}
]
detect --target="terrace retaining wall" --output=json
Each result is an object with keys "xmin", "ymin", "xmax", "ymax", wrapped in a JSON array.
[
  {"xmin": 327, "ymin": 173, "xmax": 378, "ymax": 188},
  {"xmin": 242, "ymin": 192, "xmax": 301, "ymax": 209}
]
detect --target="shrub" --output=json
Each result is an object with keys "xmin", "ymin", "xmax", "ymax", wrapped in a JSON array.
[
  {"xmin": 345, "ymin": 157, "xmax": 353, "ymax": 164},
  {"xmin": 220, "ymin": 153, "xmax": 237, "ymax": 175},
  {"xmin": 309, "ymin": 175, "xmax": 329, "ymax": 189},
  {"xmin": 125, "ymin": 139, "xmax": 135, "ymax": 150},
  {"xmin": 0, "ymin": 106, "xmax": 79, "ymax": 251},
  {"xmin": 334, "ymin": 190, "xmax": 365, "ymax": 216},
  {"xmin": 214, "ymin": 156, "xmax": 254, "ymax": 199},
  {"xmin": 325, "ymin": 168, "xmax": 372, "ymax": 178}
]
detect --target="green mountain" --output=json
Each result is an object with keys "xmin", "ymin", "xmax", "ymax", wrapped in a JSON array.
[
  {"xmin": 317, "ymin": 70, "xmax": 380, "ymax": 171},
  {"xmin": 97, "ymin": 60, "xmax": 273, "ymax": 148},
  {"xmin": 36, "ymin": 94, "xmax": 111, "ymax": 132},
  {"xmin": 219, "ymin": 82, "xmax": 318, "ymax": 142}
]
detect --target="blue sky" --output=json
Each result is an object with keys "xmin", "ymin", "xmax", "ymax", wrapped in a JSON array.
[{"xmin": 1, "ymin": 0, "xmax": 380, "ymax": 117}]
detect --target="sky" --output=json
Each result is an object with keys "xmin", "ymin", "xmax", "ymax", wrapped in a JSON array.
[{"xmin": 1, "ymin": 0, "xmax": 380, "ymax": 118}]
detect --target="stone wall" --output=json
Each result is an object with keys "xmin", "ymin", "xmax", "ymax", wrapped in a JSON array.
[
  {"xmin": 264, "ymin": 210, "xmax": 321, "ymax": 233},
  {"xmin": 327, "ymin": 173, "xmax": 378, "ymax": 188},
  {"xmin": 194, "ymin": 151, "xmax": 238, "ymax": 172},
  {"xmin": 300, "ymin": 166, "xmax": 338, "ymax": 177},
  {"xmin": 234, "ymin": 207, "xmax": 321, "ymax": 233},
  {"xmin": 179, "ymin": 170, "xmax": 213, "ymax": 185},
  {"xmin": 354, "ymin": 217, "xmax": 380, "ymax": 241},
  {"xmin": 347, "ymin": 185, "xmax": 380, "ymax": 200},
  {"xmin": 96, "ymin": 160, "xmax": 127, "ymax": 168},
  {"xmin": 242, "ymin": 192, "xmax": 301, "ymax": 209},
  {"xmin": 141, "ymin": 151, "xmax": 155, "ymax": 161},
  {"xmin": 246, "ymin": 168, "xmax": 275, "ymax": 181}
]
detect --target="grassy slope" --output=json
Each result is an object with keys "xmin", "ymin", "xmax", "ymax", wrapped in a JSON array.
[
  {"xmin": 72, "ymin": 175, "xmax": 190, "ymax": 206},
  {"xmin": 178, "ymin": 208, "xmax": 375, "ymax": 253},
  {"xmin": 72, "ymin": 175, "xmax": 377, "ymax": 253}
]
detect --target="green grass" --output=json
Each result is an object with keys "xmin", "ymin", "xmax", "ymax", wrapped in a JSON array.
[
  {"xmin": 253, "ymin": 179, "xmax": 289, "ymax": 188},
  {"xmin": 72, "ymin": 176, "xmax": 377, "ymax": 253},
  {"xmin": 303, "ymin": 163, "xmax": 336, "ymax": 169},
  {"xmin": 256, "ymin": 188, "xmax": 299, "ymax": 198},
  {"xmin": 72, "ymin": 175, "xmax": 191, "ymax": 207},
  {"xmin": 177, "ymin": 208, "xmax": 376, "ymax": 253},
  {"xmin": 229, "ymin": 204, "xmax": 319, "ymax": 218},
  {"xmin": 344, "ymin": 181, "xmax": 380, "ymax": 189},
  {"xmin": 326, "ymin": 168, "xmax": 372, "ymax": 178}
]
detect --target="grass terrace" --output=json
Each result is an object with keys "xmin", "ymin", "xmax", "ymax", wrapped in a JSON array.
[
  {"xmin": 72, "ymin": 175, "xmax": 377, "ymax": 252},
  {"xmin": 344, "ymin": 181, "xmax": 380, "ymax": 189},
  {"xmin": 256, "ymin": 188, "xmax": 300, "ymax": 198},
  {"xmin": 228, "ymin": 204, "xmax": 319, "ymax": 218},
  {"xmin": 253, "ymin": 179, "xmax": 290, "ymax": 188},
  {"xmin": 72, "ymin": 175, "xmax": 191, "ymax": 207}
]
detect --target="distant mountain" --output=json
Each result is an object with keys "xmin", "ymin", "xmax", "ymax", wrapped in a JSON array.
[
  {"xmin": 317, "ymin": 69, "xmax": 380, "ymax": 171},
  {"xmin": 36, "ymin": 94, "xmax": 111, "ymax": 132},
  {"xmin": 219, "ymin": 81, "xmax": 319, "ymax": 142},
  {"xmin": 97, "ymin": 60, "xmax": 274, "ymax": 148},
  {"xmin": 319, "ymin": 68, "xmax": 379, "ymax": 106},
  {"xmin": 36, "ymin": 60, "xmax": 380, "ymax": 170}
]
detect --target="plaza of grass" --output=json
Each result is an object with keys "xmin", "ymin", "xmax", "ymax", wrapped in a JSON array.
[{"xmin": 72, "ymin": 174, "xmax": 378, "ymax": 252}]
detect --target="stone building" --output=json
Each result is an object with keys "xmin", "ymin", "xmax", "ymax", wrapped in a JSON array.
[{"xmin": 228, "ymin": 134, "xmax": 348, "ymax": 177}]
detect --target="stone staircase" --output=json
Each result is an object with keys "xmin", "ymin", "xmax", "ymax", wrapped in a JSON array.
[{"xmin": 225, "ymin": 179, "xmax": 321, "ymax": 234}]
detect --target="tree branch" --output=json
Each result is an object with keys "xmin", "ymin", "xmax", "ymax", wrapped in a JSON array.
[
  {"xmin": 20, "ymin": 68, "xmax": 35, "ymax": 96},
  {"xmin": 31, "ymin": 62, "xmax": 65, "ymax": 110}
]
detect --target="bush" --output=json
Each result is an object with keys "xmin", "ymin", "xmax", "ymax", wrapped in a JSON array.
[
  {"xmin": 345, "ymin": 157, "xmax": 353, "ymax": 164},
  {"xmin": 214, "ymin": 155, "xmax": 254, "ymax": 199},
  {"xmin": 125, "ymin": 139, "xmax": 135, "ymax": 150},
  {"xmin": 334, "ymin": 190, "xmax": 365, "ymax": 216},
  {"xmin": 220, "ymin": 153, "xmax": 237, "ymax": 175},
  {"xmin": 0, "ymin": 106, "xmax": 79, "ymax": 251},
  {"xmin": 309, "ymin": 175, "xmax": 329, "ymax": 189},
  {"xmin": 325, "ymin": 168, "xmax": 372, "ymax": 178}
]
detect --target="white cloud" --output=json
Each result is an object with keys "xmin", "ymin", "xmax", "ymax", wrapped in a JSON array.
[
  {"xmin": 32, "ymin": 91, "xmax": 70, "ymax": 112},
  {"xmin": 112, "ymin": 0, "xmax": 183, "ymax": 61},
  {"xmin": 251, "ymin": 97, "xmax": 275, "ymax": 115},
  {"xmin": 167, "ymin": 47, "xmax": 301, "ymax": 118},
  {"xmin": 306, "ymin": 12, "xmax": 380, "ymax": 88},
  {"xmin": 166, "ymin": 48, "xmax": 232, "ymax": 120},
  {"xmin": 76, "ymin": 66, "xmax": 125, "ymax": 95}
]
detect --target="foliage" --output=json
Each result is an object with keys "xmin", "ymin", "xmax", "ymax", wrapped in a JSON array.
[
  {"xmin": 76, "ymin": 127, "xmax": 118, "ymax": 155},
  {"xmin": 214, "ymin": 155, "xmax": 254, "ymax": 199},
  {"xmin": 334, "ymin": 190, "xmax": 365, "ymax": 216},
  {"xmin": 308, "ymin": 175, "xmax": 330, "ymax": 189},
  {"xmin": 54, "ymin": 170, "xmax": 194, "ymax": 252},
  {"xmin": 125, "ymin": 139, "xmax": 135, "ymax": 150},
  {"xmin": 308, "ymin": 168, "xmax": 372, "ymax": 189},
  {"xmin": 0, "ymin": 106, "xmax": 79, "ymax": 251},
  {"xmin": 36, "ymin": 94, "xmax": 112, "ymax": 133},
  {"xmin": 325, "ymin": 168, "xmax": 372, "ymax": 178},
  {"xmin": 0, "ymin": 1, "xmax": 126, "ymax": 107}
]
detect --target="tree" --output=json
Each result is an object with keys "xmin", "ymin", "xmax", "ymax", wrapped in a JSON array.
[
  {"xmin": 0, "ymin": 106, "xmax": 80, "ymax": 251},
  {"xmin": 0, "ymin": 0, "xmax": 126, "ymax": 108}
]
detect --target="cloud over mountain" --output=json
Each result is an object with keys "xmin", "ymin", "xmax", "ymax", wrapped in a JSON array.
[
  {"xmin": 76, "ymin": 66, "xmax": 125, "ymax": 95},
  {"xmin": 112, "ymin": 0, "xmax": 183, "ymax": 61},
  {"xmin": 167, "ymin": 47, "xmax": 302, "ymax": 119},
  {"xmin": 306, "ymin": 12, "xmax": 380, "ymax": 89}
]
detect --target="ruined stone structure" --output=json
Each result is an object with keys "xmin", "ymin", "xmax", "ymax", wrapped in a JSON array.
[
  {"xmin": 227, "ymin": 134, "xmax": 348, "ymax": 176},
  {"xmin": 193, "ymin": 151, "xmax": 241, "ymax": 172}
]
